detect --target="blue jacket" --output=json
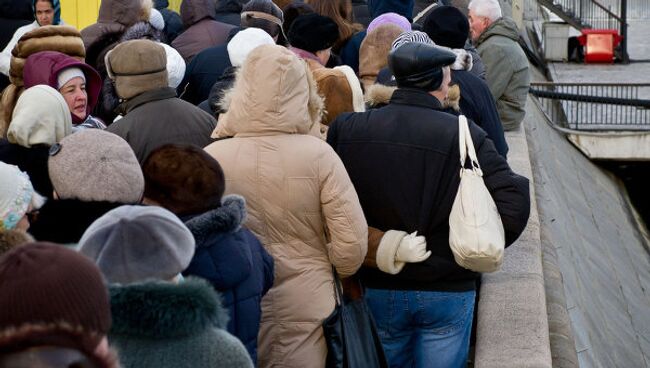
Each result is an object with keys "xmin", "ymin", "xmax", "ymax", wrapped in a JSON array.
[{"xmin": 183, "ymin": 195, "xmax": 274, "ymax": 363}]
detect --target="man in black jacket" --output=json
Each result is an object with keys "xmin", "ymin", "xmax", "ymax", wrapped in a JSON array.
[{"xmin": 327, "ymin": 42, "xmax": 530, "ymax": 367}]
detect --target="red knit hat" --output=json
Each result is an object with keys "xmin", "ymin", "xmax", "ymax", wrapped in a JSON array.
[{"xmin": 0, "ymin": 243, "xmax": 111, "ymax": 349}]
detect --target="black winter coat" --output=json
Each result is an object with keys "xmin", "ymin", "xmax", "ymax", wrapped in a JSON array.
[
  {"xmin": 327, "ymin": 88, "xmax": 530, "ymax": 291},
  {"xmin": 0, "ymin": 140, "xmax": 52, "ymax": 198},
  {"xmin": 107, "ymin": 87, "xmax": 216, "ymax": 163},
  {"xmin": 183, "ymin": 196, "xmax": 274, "ymax": 363},
  {"xmin": 29, "ymin": 199, "xmax": 123, "ymax": 244},
  {"xmin": 178, "ymin": 44, "xmax": 232, "ymax": 105}
]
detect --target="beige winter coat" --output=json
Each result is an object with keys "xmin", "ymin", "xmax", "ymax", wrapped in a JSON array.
[{"xmin": 204, "ymin": 45, "xmax": 368, "ymax": 368}]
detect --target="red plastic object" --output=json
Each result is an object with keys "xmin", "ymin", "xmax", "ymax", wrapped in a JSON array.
[{"xmin": 577, "ymin": 29, "xmax": 623, "ymax": 63}]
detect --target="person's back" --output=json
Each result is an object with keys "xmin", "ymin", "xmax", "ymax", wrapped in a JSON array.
[
  {"xmin": 469, "ymin": 0, "xmax": 529, "ymax": 131},
  {"xmin": 103, "ymin": 40, "xmax": 216, "ymax": 163}
]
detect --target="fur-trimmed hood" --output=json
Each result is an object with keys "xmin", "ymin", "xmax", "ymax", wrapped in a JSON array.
[
  {"xmin": 364, "ymin": 81, "xmax": 460, "ymax": 111},
  {"xmin": 119, "ymin": 21, "xmax": 162, "ymax": 43},
  {"xmin": 184, "ymin": 195, "xmax": 246, "ymax": 246},
  {"xmin": 213, "ymin": 44, "xmax": 324, "ymax": 139},
  {"xmin": 109, "ymin": 277, "xmax": 228, "ymax": 338},
  {"xmin": 0, "ymin": 229, "xmax": 34, "ymax": 255}
]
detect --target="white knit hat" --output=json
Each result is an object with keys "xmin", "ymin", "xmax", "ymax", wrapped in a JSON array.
[
  {"xmin": 161, "ymin": 43, "xmax": 186, "ymax": 89},
  {"xmin": 8, "ymin": 85, "xmax": 73, "ymax": 148},
  {"xmin": 0, "ymin": 163, "xmax": 45, "ymax": 231},
  {"xmin": 149, "ymin": 8, "xmax": 165, "ymax": 31},
  {"xmin": 57, "ymin": 67, "xmax": 86, "ymax": 90},
  {"xmin": 227, "ymin": 28, "xmax": 275, "ymax": 67}
]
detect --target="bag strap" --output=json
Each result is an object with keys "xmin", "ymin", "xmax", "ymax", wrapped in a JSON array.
[
  {"xmin": 331, "ymin": 266, "xmax": 344, "ymax": 306},
  {"xmin": 458, "ymin": 115, "xmax": 483, "ymax": 176}
]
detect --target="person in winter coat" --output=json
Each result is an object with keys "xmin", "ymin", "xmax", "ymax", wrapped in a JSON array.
[
  {"xmin": 178, "ymin": 0, "xmax": 284, "ymax": 105},
  {"xmin": 22, "ymin": 51, "xmax": 105, "ymax": 130},
  {"xmin": 469, "ymin": 0, "xmax": 529, "ymax": 131},
  {"xmin": 305, "ymin": 0, "xmax": 363, "ymax": 54},
  {"xmin": 422, "ymin": 6, "xmax": 508, "ymax": 157},
  {"xmin": 0, "ymin": 85, "xmax": 72, "ymax": 198},
  {"xmin": 205, "ymin": 44, "xmax": 368, "ymax": 368},
  {"xmin": 287, "ymin": 14, "xmax": 365, "ymax": 130},
  {"xmin": 327, "ymin": 42, "xmax": 530, "ymax": 367},
  {"xmin": 79, "ymin": 205, "xmax": 254, "ymax": 368},
  {"xmin": 0, "ymin": 0, "xmax": 33, "ymax": 90},
  {"xmin": 0, "ymin": 162, "xmax": 43, "ymax": 255},
  {"xmin": 104, "ymin": 40, "xmax": 215, "ymax": 163},
  {"xmin": 215, "ymin": 0, "xmax": 245, "ymax": 26},
  {"xmin": 0, "ymin": 25, "xmax": 84, "ymax": 138},
  {"xmin": 142, "ymin": 144, "xmax": 274, "ymax": 363},
  {"xmin": 154, "ymin": 0, "xmax": 184, "ymax": 43},
  {"xmin": 171, "ymin": 0, "xmax": 237, "ymax": 62},
  {"xmin": 0, "ymin": 243, "xmax": 119, "ymax": 368},
  {"xmin": 198, "ymin": 28, "xmax": 274, "ymax": 116},
  {"xmin": 0, "ymin": 0, "xmax": 63, "ymax": 78},
  {"xmin": 28, "ymin": 129, "xmax": 144, "ymax": 245},
  {"xmin": 358, "ymin": 23, "xmax": 403, "ymax": 89}
]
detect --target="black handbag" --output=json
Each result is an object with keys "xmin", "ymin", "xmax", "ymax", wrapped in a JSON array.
[{"xmin": 322, "ymin": 270, "xmax": 388, "ymax": 368}]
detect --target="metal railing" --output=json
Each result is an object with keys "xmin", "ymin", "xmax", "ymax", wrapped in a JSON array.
[{"xmin": 529, "ymin": 82, "xmax": 650, "ymax": 130}]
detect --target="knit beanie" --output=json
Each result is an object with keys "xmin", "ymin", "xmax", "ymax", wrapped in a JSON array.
[
  {"xmin": 8, "ymin": 85, "xmax": 72, "ymax": 148},
  {"xmin": 161, "ymin": 43, "xmax": 186, "ymax": 88},
  {"xmin": 392, "ymin": 30, "xmax": 434, "ymax": 50},
  {"xmin": 56, "ymin": 67, "xmax": 86, "ymax": 90},
  {"xmin": 0, "ymin": 163, "xmax": 44, "ymax": 231},
  {"xmin": 105, "ymin": 39, "xmax": 168, "ymax": 100},
  {"xmin": 423, "ymin": 5, "xmax": 470, "ymax": 49},
  {"xmin": 79, "ymin": 205, "xmax": 195, "ymax": 284},
  {"xmin": 0, "ymin": 243, "xmax": 111, "ymax": 348},
  {"xmin": 48, "ymin": 130, "xmax": 144, "ymax": 204},
  {"xmin": 227, "ymin": 28, "xmax": 275, "ymax": 67},
  {"xmin": 367, "ymin": 12, "xmax": 411, "ymax": 34},
  {"xmin": 143, "ymin": 144, "xmax": 225, "ymax": 216},
  {"xmin": 288, "ymin": 13, "xmax": 339, "ymax": 53},
  {"xmin": 241, "ymin": 0, "xmax": 284, "ymax": 37},
  {"xmin": 149, "ymin": 8, "xmax": 165, "ymax": 31}
]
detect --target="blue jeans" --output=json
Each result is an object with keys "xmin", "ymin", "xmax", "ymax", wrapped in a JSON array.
[{"xmin": 365, "ymin": 288, "xmax": 475, "ymax": 368}]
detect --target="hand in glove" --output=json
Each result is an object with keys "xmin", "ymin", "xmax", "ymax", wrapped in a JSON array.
[{"xmin": 395, "ymin": 231, "xmax": 431, "ymax": 263}]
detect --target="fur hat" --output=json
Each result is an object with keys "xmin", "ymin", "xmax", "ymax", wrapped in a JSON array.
[
  {"xmin": 149, "ymin": 8, "xmax": 165, "ymax": 31},
  {"xmin": 105, "ymin": 39, "xmax": 168, "ymax": 100},
  {"xmin": 288, "ymin": 13, "xmax": 339, "ymax": 53},
  {"xmin": 48, "ymin": 130, "xmax": 144, "ymax": 204},
  {"xmin": 227, "ymin": 27, "xmax": 275, "ymax": 67},
  {"xmin": 423, "ymin": 5, "xmax": 470, "ymax": 49},
  {"xmin": 282, "ymin": 2, "xmax": 314, "ymax": 37},
  {"xmin": 0, "ymin": 243, "xmax": 111, "ymax": 349},
  {"xmin": 79, "ymin": 205, "xmax": 195, "ymax": 284},
  {"xmin": 143, "ymin": 144, "xmax": 225, "ymax": 216}
]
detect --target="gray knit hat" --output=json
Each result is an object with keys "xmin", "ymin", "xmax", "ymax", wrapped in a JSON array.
[
  {"xmin": 78, "ymin": 205, "xmax": 195, "ymax": 284},
  {"xmin": 48, "ymin": 130, "xmax": 144, "ymax": 204}
]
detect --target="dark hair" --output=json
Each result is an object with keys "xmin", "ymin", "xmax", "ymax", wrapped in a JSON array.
[
  {"xmin": 143, "ymin": 144, "xmax": 225, "ymax": 216},
  {"xmin": 305, "ymin": 0, "xmax": 362, "ymax": 48}
]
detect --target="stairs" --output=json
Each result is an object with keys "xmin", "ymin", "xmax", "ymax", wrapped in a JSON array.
[{"xmin": 536, "ymin": 0, "xmax": 590, "ymax": 29}]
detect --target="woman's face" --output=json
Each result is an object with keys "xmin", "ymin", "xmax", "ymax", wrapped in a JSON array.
[{"xmin": 59, "ymin": 77, "xmax": 88, "ymax": 121}]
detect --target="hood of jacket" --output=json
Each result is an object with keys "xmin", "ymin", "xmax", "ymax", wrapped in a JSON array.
[
  {"xmin": 97, "ymin": 0, "xmax": 142, "ymax": 27},
  {"xmin": 8, "ymin": 84, "xmax": 72, "ymax": 147},
  {"xmin": 28, "ymin": 199, "xmax": 123, "ymax": 244},
  {"xmin": 213, "ymin": 44, "xmax": 324, "ymax": 138},
  {"xmin": 109, "ymin": 277, "xmax": 228, "ymax": 338},
  {"xmin": 32, "ymin": 0, "xmax": 61, "ymax": 25},
  {"xmin": 215, "ymin": 0, "xmax": 242, "ymax": 14},
  {"xmin": 208, "ymin": 65, "xmax": 237, "ymax": 114},
  {"xmin": 22, "ymin": 51, "xmax": 102, "ymax": 123},
  {"xmin": 476, "ymin": 17, "xmax": 521, "ymax": 46},
  {"xmin": 0, "ymin": 229, "xmax": 34, "ymax": 255},
  {"xmin": 359, "ymin": 24, "xmax": 403, "ymax": 88},
  {"xmin": 184, "ymin": 195, "xmax": 246, "ymax": 246},
  {"xmin": 180, "ymin": 0, "xmax": 216, "ymax": 28}
]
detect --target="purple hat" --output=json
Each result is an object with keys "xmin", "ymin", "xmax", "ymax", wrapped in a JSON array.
[{"xmin": 367, "ymin": 12, "xmax": 411, "ymax": 34}]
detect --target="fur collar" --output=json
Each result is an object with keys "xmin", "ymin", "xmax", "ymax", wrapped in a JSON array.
[
  {"xmin": 364, "ymin": 84, "xmax": 397, "ymax": 108},
  {"xmin": 119, "ymin": 21, "xmax": 162, "ymax": 43},
  {"xmin": 109, "ymin": 277, "xmax": 228, "ymax": 338},
  {"xmin": 0, "ymin": 229, "xmax": 34, "ymax": 255},
  {"xmin": 448, "ymin": 48, "xmax": 473, "ymax": 71},
  {"xmin": 184, "ymin": 195, "xmax": 246, "ymax": 246}
]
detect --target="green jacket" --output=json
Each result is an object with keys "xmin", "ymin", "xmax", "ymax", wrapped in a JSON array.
[
  {"xmin": 475, "ymin": 17, "xmax": 530, "ymax": 131},
  {"xmin": 108, "ymin": 277, "xmax": 253, "ymax": 368}
]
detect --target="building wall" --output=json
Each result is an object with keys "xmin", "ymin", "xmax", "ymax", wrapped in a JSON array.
[{"xmin": 59, "ymin": 0, "xmax": 182, "ymax": 30}]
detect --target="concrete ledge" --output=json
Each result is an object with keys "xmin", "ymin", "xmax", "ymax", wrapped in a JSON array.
[{"xmin": 474, "ymin": 111, "xmax": 552, "ymax": 368}]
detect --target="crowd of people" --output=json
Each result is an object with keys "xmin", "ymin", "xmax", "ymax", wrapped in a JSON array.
[{"xmin": 0, "ymin": 0, "xmax": 531, "ymax": 367}]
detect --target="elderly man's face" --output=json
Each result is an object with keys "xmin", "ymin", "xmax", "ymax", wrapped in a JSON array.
[
  {"xmin": 35, "ymin": 0, "xmax": 54, "ymax": 26},
  {"xmin": 468, "ymin": 9, "xmax": 490, "ymax": 42}
]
